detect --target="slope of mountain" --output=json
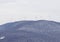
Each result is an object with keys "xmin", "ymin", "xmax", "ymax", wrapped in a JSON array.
[{"xmin": 0, "ymin": 20, "xmax": 60, "ymax": 42}]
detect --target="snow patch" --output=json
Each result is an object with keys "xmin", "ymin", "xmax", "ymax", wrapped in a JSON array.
[{"xmin": 0, "ymin": 36, "xmax": 5, "ymax": 40}]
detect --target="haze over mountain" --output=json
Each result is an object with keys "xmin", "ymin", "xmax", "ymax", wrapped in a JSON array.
[
  {"xmin": 0, "ymin": 20, "xmax": 60, "ymax": 42},
  {"xmin": 0, "ymin": 0, "xmax": 60, "ymax": 25}
]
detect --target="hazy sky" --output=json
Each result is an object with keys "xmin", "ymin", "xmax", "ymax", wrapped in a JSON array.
[{"xmin": 0, "ymin": 0, "xmax": 60, "ymax": 24}]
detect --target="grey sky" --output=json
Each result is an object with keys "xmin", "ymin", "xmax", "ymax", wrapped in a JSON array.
[
  {"xmin": 0, "ymin": 0, "xmax": 60, "ymax": 24},
  {"xmin": 0, "ymin": 0, "xmax": 15, "ymax": 3}
]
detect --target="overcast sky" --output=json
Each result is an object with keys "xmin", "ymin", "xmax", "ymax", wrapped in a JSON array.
[{"xmin": 0, "ymin": 0, "xmax": 60, "ymax": 25}]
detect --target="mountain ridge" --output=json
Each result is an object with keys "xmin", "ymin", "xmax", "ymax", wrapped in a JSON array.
[{"xmin": 0, "ymin": 20, "xmax": 60, "ymax": 42}]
